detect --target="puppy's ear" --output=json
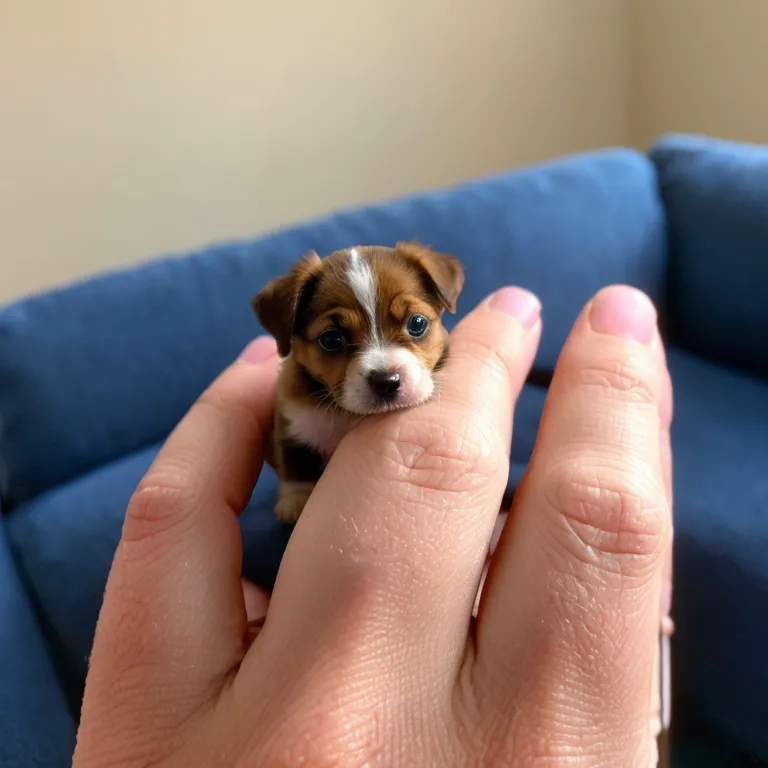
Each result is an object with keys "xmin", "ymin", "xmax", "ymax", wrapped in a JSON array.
[
  {"xmin": 396, "ymin": 241, "xmax": 464, "ymax": 314},
  {"xmin": 251, "ymin": 250, "xmax": 322, "ymax": 356}
]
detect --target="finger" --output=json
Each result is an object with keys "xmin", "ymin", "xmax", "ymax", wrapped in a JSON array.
[
  {"xmin": 243, "ymin": 578, "xmax": 270, "ymax": 651},
  {"xmin": 654, "ymin": 343, "xmax": 674, "ymax": 760},
  {"xmin": 657, "ymin": 344, "xmax": 674, "ymax": 625},
  {"xmin": 79, "ymin": 337, "xmax": 278, "ymax": 738},
  {"xmin": 477, "ymin": 286, "xmax": 671, "ymax": 761},
  {"xmin": 473, "ymin": 512, "xmax": 507, "ymax": 617},
  {"xmin": 249, "ymin": 288, "xmax": 541, "ymax": 679},
  {"xmin": 243, "ymin": 577, "xmax": 270, "ymax": 623}
]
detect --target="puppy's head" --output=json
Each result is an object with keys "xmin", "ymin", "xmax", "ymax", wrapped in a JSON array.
[{"xmin": 252, "ymin": 242, "xmax": 464, "ymax": 415}]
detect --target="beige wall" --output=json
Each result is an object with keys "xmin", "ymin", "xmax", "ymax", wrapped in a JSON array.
[
  {"xmin": 0, "ymin": 1, "xmax": 633, "ymax": 304},
  {"xmin": 634, "ymin": 0, "xmax": 768, "ymax": 148}
]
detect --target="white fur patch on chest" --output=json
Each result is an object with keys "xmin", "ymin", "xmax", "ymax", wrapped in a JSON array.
[{"xmin": 282, "ymin": 400, "xmax": 361, "ymax": 458}]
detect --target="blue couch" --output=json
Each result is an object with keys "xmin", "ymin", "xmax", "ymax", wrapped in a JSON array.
[{"xmin": 1, "ymin": 134, "xmax": 766, "ymax": 767}]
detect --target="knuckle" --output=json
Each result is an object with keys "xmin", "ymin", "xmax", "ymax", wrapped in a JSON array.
[
  {"xmin": 123, "ymin": 478, "xmax": 193, "ymax": 546},
  {"xmin": 572, "ymin": 354, "xmax": 658, "ymax": 409},
  {"xmin": 253, "ymin": 681, "xmax": 461, "ymax": 768},
  {"xmin": 261, "ymin": 731, "xmax": 376, "ymax": 768},
  {"xmin": 197, "ymin": 382, "xmax": 268, "ymax": 437},
  {"xmin": 198, "ymin": 383, "xmax": 241, "ymax": 417},
  {"xmin": 253, "ymin": 694, "xmax": 386, "ymax": 768},
  {"xmin": 544, "ymin": 459, "xmax": 668, "ymax": 561},
  {"xmin": 451, "ymin": 330, "xmax": 516, "ymax": 386},
  {"xmin": 377, "ymin": 414, "xmax": 505, "ymax": 503}
]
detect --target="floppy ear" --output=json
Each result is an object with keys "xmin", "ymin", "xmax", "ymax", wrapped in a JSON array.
[
  {"xmin": 396, "ymin": 241, "xmax": 465, "ymax": 314},
  {"xmin": 251, "ymin": 250, "xmax": 322, "ymax": 357}
]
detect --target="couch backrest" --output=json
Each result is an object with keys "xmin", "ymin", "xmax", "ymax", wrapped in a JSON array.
[
  {"xmin": 651, "ymin": 134, "xmax": 768, "ymax": 380},
  {"xmin": 0, "ymin": 148, "xmax": 667, "ymax": 508}
]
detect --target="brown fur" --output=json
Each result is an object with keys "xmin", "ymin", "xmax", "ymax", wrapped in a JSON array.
[{"xmin": 253, "ymin": 243, "xmax": 464, "ymax": 523}]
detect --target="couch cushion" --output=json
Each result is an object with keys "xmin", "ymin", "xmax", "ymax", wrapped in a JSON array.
[
  {"xmin": 6, "ymin": 445, "xmax": 157, "ymax": 704},
  {"xmin": 674, "ymin": 741, "xmax": 756, "ymax": 768},
  {"xmin": 6, "ymin": 441, "xmax": 294, "ymax": 707},
  {"xmin": 0, "ymin": 517, "xmax": 75, "ymax": 767},
  {"xmin": 650, "ymin": 134, "xmax": 768, "ymax": 379},
  {"xmin": 664, "ymin": 348, "xmax": 768, "ymax": 763},
  {"xmin": 0, "ymin": 148, "xmax": 666, "ymax": 507}
]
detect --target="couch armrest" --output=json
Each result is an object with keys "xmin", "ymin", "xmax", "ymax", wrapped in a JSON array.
[{"xmin": 650, "ymin": 133, "xmax": 768, "ymax": 379}]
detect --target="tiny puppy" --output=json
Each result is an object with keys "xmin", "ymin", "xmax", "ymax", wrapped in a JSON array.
[{"xmin": 252, "ymin": 242, "xmax": 464, "ymax": 523}]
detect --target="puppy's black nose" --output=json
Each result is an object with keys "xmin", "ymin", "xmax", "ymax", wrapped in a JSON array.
[{"xmin": 368, "ymin": 370, "xmax": 401, "ymax": 399}]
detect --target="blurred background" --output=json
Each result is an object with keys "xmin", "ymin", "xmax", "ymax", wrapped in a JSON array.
[{"xmin": 2, "ymin": 0, "xmax": 767, "ymax": 304}]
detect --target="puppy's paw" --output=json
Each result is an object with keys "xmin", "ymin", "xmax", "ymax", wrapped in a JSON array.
[{"xmin": 275, "ymin": 487, "xmax": 313, "ymax": 524}]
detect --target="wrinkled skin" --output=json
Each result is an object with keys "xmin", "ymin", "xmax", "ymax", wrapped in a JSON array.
[{"xmin": 74, "ymin": 284, "xmax": 673, "ymax": 768}]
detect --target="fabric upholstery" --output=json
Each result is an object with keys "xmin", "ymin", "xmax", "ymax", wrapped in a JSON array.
[
  {"xmin": 0, "ymin": 148, "xmax": 666, "ymax": 507},
  {"xmin": 0, "ymin": 516, "xmax": 76, "ymax": 766},
  {"xmin": 665, "ymin": 349, "xmax": 768, "ymax": 762},
  {"xmin": 651, "ymin": 133, "xmax": 768, "ymax": 379}
]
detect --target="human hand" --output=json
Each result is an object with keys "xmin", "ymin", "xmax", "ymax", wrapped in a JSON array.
[{"xmin": 74, "ymin": 284, "xmax": 673, "ymax": 767}]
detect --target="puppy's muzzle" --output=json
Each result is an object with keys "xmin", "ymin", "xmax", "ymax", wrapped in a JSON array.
[{"xmin": 368, "ymin": 369, "xmax": 401, "ymax": 400}]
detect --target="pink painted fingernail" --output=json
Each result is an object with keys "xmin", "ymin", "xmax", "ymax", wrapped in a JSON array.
[
  {"xmin": 589, "ymin": 285, "xmax": 657, "ymax": 345},
  {"xmin": 489, "ymin": 286, "xmax": 541, "ymax": 329},
  {"xmin": 240, "ymin": 336, "xmax": 278, "ymax": 364}
]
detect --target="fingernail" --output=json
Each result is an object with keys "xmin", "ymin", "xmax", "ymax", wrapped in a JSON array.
[
  {"xmin": 240, "ymin": 336, "xmax": 278, "ymax": 364},
  {"xmin": 661, "ymin": 578, "xmax": 673, "ymax": 620},
  {"xmin": 589, "ymin": 285, "xmax": 657, "ymax": 345},
  {"xmin": 489, "ymin": 286, "xmax": 541, "ymax": 329}
]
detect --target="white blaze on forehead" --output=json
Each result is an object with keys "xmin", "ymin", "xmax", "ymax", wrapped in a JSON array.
[
  {"xmin": 347, "ymin": 248, "xmax": 380, "ymax": 344},
  {"xmin": 342, "ymin": 248, "xmax": 434, "ymax": 414}
]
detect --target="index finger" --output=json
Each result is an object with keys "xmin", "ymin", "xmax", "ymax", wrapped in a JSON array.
[
  {"xmin": 255, "ymin": 288, "xmax": 542, "ymax": 671},
  {"xmin": 80, "ymin": 338, "xmax": 278, "ymax": 737}
]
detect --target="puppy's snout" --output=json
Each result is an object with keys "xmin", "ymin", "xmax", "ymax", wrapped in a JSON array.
[{"xmin": 368, "ymin": 369, "xmax": 401, "ymax": 399}]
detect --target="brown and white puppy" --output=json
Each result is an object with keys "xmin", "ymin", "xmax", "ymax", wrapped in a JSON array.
[{"xmin": 252, "ymin": 242, "xmax": 464, "ymax": 523}]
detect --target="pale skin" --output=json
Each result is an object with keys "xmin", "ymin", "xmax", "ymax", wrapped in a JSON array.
[{"xmin": 74, "ymin": 284, "xmax": 674, "ymax": 767}]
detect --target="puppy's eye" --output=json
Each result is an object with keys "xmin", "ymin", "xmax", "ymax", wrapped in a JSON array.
[
  {"xmin": 317, "ymin": 328, "xmax": 344, "ymax": 353},
  {"xmin": 406, "ymin": 313, "xmax": 430, "ymax": 338}
]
